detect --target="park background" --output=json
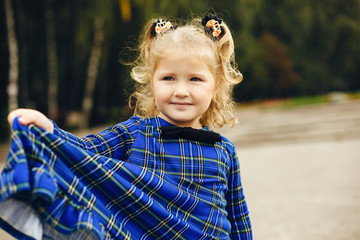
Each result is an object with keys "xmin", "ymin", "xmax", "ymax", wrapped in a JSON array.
[{"xmin": 1, "ymin": 0, "xmax": 360, "ymax": 239}]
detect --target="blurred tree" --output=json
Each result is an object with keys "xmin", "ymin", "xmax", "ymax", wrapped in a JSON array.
[
  {"xmin": 45, "ymin": 0, "xmax": 59, "ymax": 121},
  {"xmin": 81, "ymin": 17, "xmax": 105, "ymax": 129},
  {"xmin": 255, "ymin": 0, "xmax": 360, "ymax": 96},
  {"xmin": 260, "ymin": 32, "xmax": 300, "ymax": 98},
  {"xmin": 4, "ymin": 0, "xmax": 19, "ymax": 112}
]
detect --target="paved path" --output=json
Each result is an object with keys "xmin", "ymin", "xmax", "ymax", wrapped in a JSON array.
[
  {"xmin": 1, "ymin": 100, "xmax": 359, "ymax": 239},
  {"xmin": 220, "ymin": 100, "xmax": 360, "ymax": 240},
  {"xmin": 239, "ymin": 139, "xmax": 360, "ymax": 240}
]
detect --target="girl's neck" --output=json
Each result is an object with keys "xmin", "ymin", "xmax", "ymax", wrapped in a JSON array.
[{"xmin": 157, "ymin": 114, "xmax": 202, "ymax": 129}]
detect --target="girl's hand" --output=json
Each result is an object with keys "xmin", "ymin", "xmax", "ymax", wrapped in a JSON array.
[{"xmin": 7, "ymin": 108, "xmax": 54, "ymax": 133}]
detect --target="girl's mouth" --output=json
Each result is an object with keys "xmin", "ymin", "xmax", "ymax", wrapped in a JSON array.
[
  {"xmin": 171, "ymin": 102, "xmax": 193, "ymax": 108},
  {"xmin": 171, "ymin": 102, "xmax": 192, "ymax": 106}
]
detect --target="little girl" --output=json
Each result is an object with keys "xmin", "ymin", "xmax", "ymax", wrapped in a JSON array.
[{"xmin": 1, "ymin": 14, "xmax": 252, "ymax": 239}]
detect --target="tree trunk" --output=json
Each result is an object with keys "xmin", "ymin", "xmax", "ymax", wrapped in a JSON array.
[
  {"xmin": 5, "ymin": 0, "xmax": 19, "ymax": 112},
  {"xmin": 119, "ymin": 0, "xmax": 131, "ymax": 22},
  {"xmin": 45, "ymin": 0, "xmax": 59, "ymax": 120},
  {"xmin": 81, "ymin": 17, "xmax": 105, "ymax": 129}
]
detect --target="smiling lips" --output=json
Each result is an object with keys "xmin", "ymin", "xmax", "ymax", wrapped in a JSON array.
[{"xmin": 171, "ymin": 102, "xmax": 193, "ymax": 107}]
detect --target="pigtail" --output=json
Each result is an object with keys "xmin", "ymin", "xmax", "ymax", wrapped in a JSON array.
[
  {"xmin": 129, "ymin": 20, "xmax": 158, "ymax": 116},
  {"xmin": 131, "ymin": 20, "xmax": 157, "ymax": 83},
  {"xmin": 198, "ymin": 15, "xmax": 242, "ymax": 128},
  {"xmin": 217, "ymin": 22, "xmax": 243, "ymax": 84},
  {"xmin": 132, "ymin": 18, "xmax": 176, "ymax": 79}
]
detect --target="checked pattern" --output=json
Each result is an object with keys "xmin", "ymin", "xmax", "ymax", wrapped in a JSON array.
[{"xmin": 0, "ymin": 116, "xmax": 251, "ymax": 240}]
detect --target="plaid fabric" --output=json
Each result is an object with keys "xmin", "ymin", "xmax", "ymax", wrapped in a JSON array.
[{"xmin": 0, "ymin": 116, "xmax": 252, "ymax": 240}]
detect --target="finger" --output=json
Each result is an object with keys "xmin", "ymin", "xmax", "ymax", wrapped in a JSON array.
[
  {"xmin": 7, "ymin": 109, "xmax": 25, "ymax": 125},
  {"xmin": 18, "ymin": 112, "xmax": 42, "ymax": 126},
  {"xmin": 18, "ymin": 116, "xmax": 32, "ymax": 125},
  {"xmin": 7, "ymin": 109, "xmax": 37, "ymax": 126}
]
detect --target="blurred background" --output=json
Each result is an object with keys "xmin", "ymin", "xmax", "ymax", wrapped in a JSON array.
[
  {"xmin": 1, "ymin": 0, "xmax": 360, "ymax": 239},
  {"xmin": 1, "ymin": 0, "xmax": 360, "ymax": 139}
]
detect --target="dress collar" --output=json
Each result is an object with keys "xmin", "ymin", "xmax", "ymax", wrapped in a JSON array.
[{"xmin": 146, "ymin": 116, "xmax": 221, "ymax": 144}]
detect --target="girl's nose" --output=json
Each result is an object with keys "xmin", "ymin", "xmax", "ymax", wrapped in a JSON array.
[{"xmin": 174, "ymin": 82, "xmax": 190, "ymax": 97}]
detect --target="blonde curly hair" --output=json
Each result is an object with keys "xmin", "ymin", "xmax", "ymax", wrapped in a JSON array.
[{"xmin": 129, "ymin": 16, "xmax": 242, "ymax": 128}]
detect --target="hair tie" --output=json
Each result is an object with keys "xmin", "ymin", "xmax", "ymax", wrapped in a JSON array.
[
  {"xmin": 201, "ymin": 14, "xmax": 224, "ymax": 39},
  {"xmin": 151, "ymin": 19, "xmax": 174, "ymax": 37}
]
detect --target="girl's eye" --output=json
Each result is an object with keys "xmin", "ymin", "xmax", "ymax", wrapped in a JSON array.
[
  {"xmin": 190, "ymin": 77, "xmax": 201, "ymax": 82},
  {"xmin": 163, "ymin": 76, "xmax": 174, "ymax": 81}
]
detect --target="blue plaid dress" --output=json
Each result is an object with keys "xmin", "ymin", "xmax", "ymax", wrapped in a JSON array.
[{"xmin": 0, "ymin": 116, "xmax": 252, "ymax": 240}]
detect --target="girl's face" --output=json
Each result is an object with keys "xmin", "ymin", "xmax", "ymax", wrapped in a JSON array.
[{"xmin": 152, "ymin": 55, "xmax": 216, "ymax": 129}]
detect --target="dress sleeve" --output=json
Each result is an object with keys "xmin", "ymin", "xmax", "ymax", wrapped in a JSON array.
[
  {"xmin": 51, "ymin": 118, "xmax": 139, "ymax": 160},
  {"xmin": 225, "ymin": 144, "xmax": 252, "ymax": 240}
]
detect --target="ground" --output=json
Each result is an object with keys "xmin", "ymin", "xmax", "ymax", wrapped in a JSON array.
[
  {"xmin": 221, "ymin": 99, "xmax": 360, "ymax": 240},
  {"xmin": 1, "ymin": 99, "xmax": 359, "ymax": 239}
]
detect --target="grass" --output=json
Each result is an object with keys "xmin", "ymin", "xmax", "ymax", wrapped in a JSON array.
[
  {"xmin": 287, "ymin": 94, "xmax": 327, "ymax": 106},
  {"xmin": 349, "ymin": 90, "xmax": 360, "ymax": 99},
  {"xmin": 238, "ymin": 90, "xmax": 360, "ymax": 110}
]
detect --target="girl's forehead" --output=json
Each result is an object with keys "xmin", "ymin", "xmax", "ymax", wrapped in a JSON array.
[
  {"xmin": 154, "ymin": 45, "xmax": 217, "ymax": 65},
  {"xmin": 156, "ymin": 55, "xmax": 210, "ymax": 69}
]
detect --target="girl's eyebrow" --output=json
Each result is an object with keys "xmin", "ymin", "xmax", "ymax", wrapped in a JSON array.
[
  {"xmin": 155, "ymin": 69, "xmax": 174, "ymax": 74},
  {"xmin": 189, "ymin": 72, "xmax": 210, "ymax": 78},
  {"xmin": 156, "ymin": 71, "xmax": 175, "ymax": 76}
]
